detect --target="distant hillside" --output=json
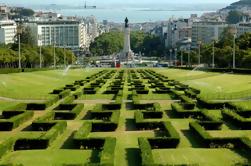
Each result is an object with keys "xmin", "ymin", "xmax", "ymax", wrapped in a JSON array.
[
  {"xmin": 223, "ymin": 0, "xmax": 251, "ymax": 10},
  {"xmin": 231, "ymin": 0, "xmax": 251, "ymax": 6}
]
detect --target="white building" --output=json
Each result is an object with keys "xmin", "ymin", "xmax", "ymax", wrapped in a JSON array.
[
  {"xmin": 165, "ymin": 18, "xmax": 192, "ymax": 48},
  {"xmin": 0, "ymin": 20, "xmax": 16, "ymax": 44},
  {"xmin": 192, "ymin": 21, "xmax": 228, "ymax": 47},
  {"xmin": 26, "ymin": 20, "xmax": 88, "ymax": 50}
]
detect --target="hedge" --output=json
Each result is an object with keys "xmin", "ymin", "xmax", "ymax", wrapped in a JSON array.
[
  {"xmin": 197, "ymin": 97, "xmax": 227, "ymax": 109},
  {"xmin": 179, "ymin": 95, "xmax": 196, "ymax": 110},
  {"xmin": 42, "ymin": 121, "xmax": 67, "ymax": 145},
  {"xmin": 46, "ymin": 95, "xmax": 60, "ymax": 107},
  {"xmin": 60, "ymin": 95, "xmax": 75, "ymax": 104},
  {"xmin": 0, "ymin": 138, "xmax": 14, "ymax": 158},
  {"xmin": 138, "ymin": 137, "xmax": 154, "ymax": 166},
  {"xmin": 74, "ymin": 122, "xmax": 92, "ymax": 139},
  {"xmin": 222, "ymin": 109, "xmax": 251, "ymax": 130},
  {"xmin": 110, "ymin": 111, "xmax": 120, "ymax": 124},
  {"xmin": 59, "ymin": 90, "xmax": 71, "ymax": 99},
  {"xmin": 0, "ymin": 111, "xmax": 34, "ymax": 131},
  {"xmin": 171, "ymin": 103, "xmax": 201, "ymax": 118},
  {"xmin": 100, "ymin": 137, "xmax": 116, "ymax": 165},
  {"xmin": 189, "ymin": 122, "xmax": 212, "ymax": 140},
  {"xmin": 35, "ymin": 111, "xmax": 55, "ymax": 122}
]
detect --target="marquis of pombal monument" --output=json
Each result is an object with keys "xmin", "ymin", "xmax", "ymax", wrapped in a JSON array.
[{"xmin": 120, "ymin": 17, "xmax": 134, "ymax": 63}]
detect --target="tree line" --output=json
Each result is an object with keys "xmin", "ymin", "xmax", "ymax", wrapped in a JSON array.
[
  {"xmin": 0, "ymin": 25, "xmax": 76, "ymax": 68},
  {"xmin": 0, "ymin": 44, "xmax": 75, "ymax": 68},
  {"xmin": 177, "ymin": 28, "xmax": 251, "ymax": 69},
  {"xmin": 90, "ymin": 31, "xmax": 165, "ymax": 57}
]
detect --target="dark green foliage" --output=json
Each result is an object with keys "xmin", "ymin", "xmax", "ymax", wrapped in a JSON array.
[
  {"xmin": 138, "ymin": 138, "xmax": 155, "ymax": 166},
  {"xmin": 222, "ymin": 109, "xmax": 251, "ymax": 130},
  {"xmin": 90, "ymin": 31, "xmax": 164, "ymax": 57},
  {"xmin": 226, "ymin": 10, "xmax": 244, "ymax": 24},
  {"xmin": 100, "ymin": 137, "xmax": 116, "ymax": 165},
  {"xmin": 0, "ymin": 138, "xmax": 14, "ymax": 157},
  {"xmin": 74, "ymin": 122, "xmax": 92, "ymax": 139},
  {"xmin": 0, "ymin": 111, "xmax": 33, "ymax": 131}
]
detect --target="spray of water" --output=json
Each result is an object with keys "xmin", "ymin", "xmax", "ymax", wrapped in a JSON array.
[
  {"xmin": 63, "ymin": 65, "xmax": 72, "ymax": 76},
  {"xmin": 186, "ymin": 64, "xmax": 205, "ymax": 76},
  {"xmin": 1, "ymin": 81, "xmax": 6, "ymax": 87}
]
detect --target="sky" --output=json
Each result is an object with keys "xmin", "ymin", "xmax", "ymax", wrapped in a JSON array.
[{"xmin": 1, "ymin": 0, "xmax": 238, "ymax": 5}]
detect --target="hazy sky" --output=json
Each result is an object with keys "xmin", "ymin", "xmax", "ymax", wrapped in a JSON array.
[{"xmin": 2, "ymin": 0, "xmax": 238, "ymax": 5}]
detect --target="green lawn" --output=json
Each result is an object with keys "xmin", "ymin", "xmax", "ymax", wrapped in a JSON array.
[
  {"xmin": 154, "ymin": 68, "xmax": 251, "ymax": 98},
  {"xmin": 0, "ymin": 69, "xmax": 101, "ymax": 99},
  {"xmin": 152, "ymin": 148, "xmax": 247, "ymax": 166},
  {"xmin": 0, "ymin": 150, "xmax": 95, "ymax": 165}
]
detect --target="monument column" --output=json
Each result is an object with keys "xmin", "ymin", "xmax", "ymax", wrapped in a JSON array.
[
  {"xmin": 123, "ymin": 17, "xmax": 131, "ymax": 53},
  {"xmin": 121, "ymin": 17, "xmax": 134, "ymax": 62}
]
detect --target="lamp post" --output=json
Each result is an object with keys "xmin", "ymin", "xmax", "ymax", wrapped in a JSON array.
[
  {"xmin": 230, "ymin": 26, "xmax": 237, "ymax": 69},
  {"xmin": 17, "ymin": 25, "xmax": 22, "ymax": 69},
  {"xmin": 18, "ymin": 34, "xmax": 21, "ymax": 69},
  {"xmin": 64, "ymin": 45, "xmax": 66, "ymax": 68},
  {"xmin": 212, "ymin": 40, "xmax": 215, "ymax": 69},
  {"xmin": 188, "ymin": 47, "xmax": 191, "ymax": 67},
  {"xmin": 181, "ymin": 49, "xmax": 183, "ymax": 66},
  {"xmin": 53, "ymin": 43, "xmax": 56, "ymax": 68},
  {"xmin": 38, "ymin": 34, "xmax": 42, "ymax": 68},
  {"xmin": 197, "ymin": 41, "xmax": 201, "ymax": 65},
  {"xmin": 174, "ymin": 48, "xmax": 177, "ymax": 67},
  {"xmin": 169, "ymin": 49, "xmax": 173, "ymax": 66}
]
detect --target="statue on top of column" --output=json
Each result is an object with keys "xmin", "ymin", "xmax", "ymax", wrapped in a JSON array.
[{"xmin": 125, "ymin": 17, "xmax": 129, "ymax": 28}]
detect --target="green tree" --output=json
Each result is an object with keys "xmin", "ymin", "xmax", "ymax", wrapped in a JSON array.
[{"xmin": 226, "ymin": 10, "xmax": 243, "ymax": 24}]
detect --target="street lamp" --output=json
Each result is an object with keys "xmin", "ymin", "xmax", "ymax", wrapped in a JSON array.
[
  {"xmin": 181, "ymin": 48, "xmax": 183, "ymax": 66},
  {"xmin": 174, "ymin": 48, "xmax": 177, "ymax": 67},
  {"xmin": 53, "ymin": 43, "xmax": 56, "ymax": 68},
  {"xmin": 230, "ymin": 26, "xmax": 237, "ymax": 69},
  {"xmin": 197, "ymin": 41, "xmax": 202, "ymax": 65},
  {"xmin": 38, "ymin": 34, "xmax": 42, "ymax": 68},
  {"xmin": 211, "ymin": 38, "xmax": 217, "ymax": 69},
  {"xmin": 212, "ymin": 40, "xmax": 215, "ymax": 68},
  {"xmin": 188, "ymin": 47, "xmax": 191, "ymax": 67},
  {"xmin": 17, "ymin": 25, "xmax": 22, "ymax": 69},
  {"xmin": 169, "ymin": 49, "xmax": 173, "ymax": 66}
]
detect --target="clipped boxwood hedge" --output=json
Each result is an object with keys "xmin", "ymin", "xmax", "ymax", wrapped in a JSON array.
[
  {"xmin": 100, "ymin": 137, "xmax": 116, "ymax": 165},
  {"xmin": 138, "ymin": 137, "xmax": 154, "ymax": 166}
]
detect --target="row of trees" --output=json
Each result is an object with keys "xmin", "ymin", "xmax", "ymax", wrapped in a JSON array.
[
  {"xmin": 90, "ymin": 31, "xmax": 165, "ymax": 57},
  {"xmin": 0, "ymin": 23, "xmax": 76, "ymax": 68},
  {"xmin": 177, "ymin": 29, "xmax": 251, "ymax": 68},
  {"xmin": 0, "ymin": 44, "xmax": 75, "ymax": 68}
]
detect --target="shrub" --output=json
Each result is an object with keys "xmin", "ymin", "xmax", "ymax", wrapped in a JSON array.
[
  {"xmin": 100, "ymin": 137, "xmax": 116, "ymax": 165},
  {"xmin": 35, "ymin": 111, "xmax": 54, "ymax": 122},
  {"xmin": 60, "ymin": 95, "xmax": 75, "ymax": 104},
  {"xmin": 59, "ymin": 90, "xmax": 71, "ymax": 99},
  {"xmin": 74, "ymin": 122, "xmax": 92, "ymax": 139},
  {"xmin": 42, "ymin": 121, "xmax": 67, "ymax": 145},
  {"xmin": 197, "ymin": 97, "xmax": 226, "ymax": 109},
  {"xmin": 222, "ymin": 109, "xmax": 251, "ymax": 130},
  {"xmin": 0, "ymin": 138, "xmax": 14, "ymax": 157},
  {"xmin": 138, "ymin": 138, "xmax": 154, "ymax": 166}
]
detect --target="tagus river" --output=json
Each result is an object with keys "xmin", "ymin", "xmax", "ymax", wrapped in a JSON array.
[{"xmin": 52, "ymin": 8, "xmax": 215, "ymax": 23}]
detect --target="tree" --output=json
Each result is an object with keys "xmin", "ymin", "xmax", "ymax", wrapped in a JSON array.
[
  {"xmin": 90, "ymin": 32, "xmax": 123, "ymax": 56},
  {"xmin": 89, "ymin": 31, "xmax": 165, "ymax": 57},
  {"xmin": 19, "ymin": 8, "xmax": 35, "ymax": 17},
  {"xmin": 226, "ymin": 10, "xmax": 243, "ymax": 24}
]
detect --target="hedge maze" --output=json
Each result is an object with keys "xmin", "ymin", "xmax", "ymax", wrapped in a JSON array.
[{"xmin": 0, "ymin": 69, "xmax": 251, "ymax": 165}]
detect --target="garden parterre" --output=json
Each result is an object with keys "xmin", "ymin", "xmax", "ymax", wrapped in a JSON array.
[{"xmin": 0, "ymin": 69, "xmax": 250, "ymax": 165}]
